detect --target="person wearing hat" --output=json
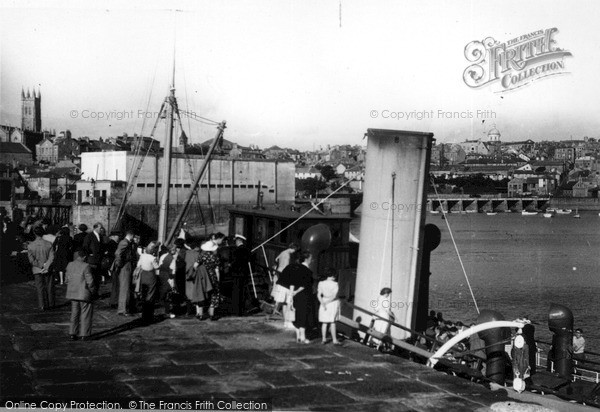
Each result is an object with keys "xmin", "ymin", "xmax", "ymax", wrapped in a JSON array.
[
  {"xmin": 230, "ymin": 234, "xmax": 251, "ymax": 316},
  {"xmin": 135, "ymin": 241, "xmax": 160, "ymax": 324},
  {"xmin": 194, "ymin": 241, "xmax": 222, "ymax": 321},
  {"xmin": 73, "ymin": 224, "xmax": 88, "ymax": 252}
]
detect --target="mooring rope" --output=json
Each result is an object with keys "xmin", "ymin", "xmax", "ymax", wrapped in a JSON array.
[{"xmin": 430, "ymin": 176, "xmax": 480, "ymax": 314}]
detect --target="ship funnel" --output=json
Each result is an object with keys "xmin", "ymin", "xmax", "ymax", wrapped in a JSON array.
[{"xmin": 353, "ymin": 129, "xmax": 434, "ymax": 340}]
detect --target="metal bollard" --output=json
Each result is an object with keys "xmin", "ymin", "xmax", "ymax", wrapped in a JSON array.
[
  {"xmin": 477, "ymin": 310, "xmax": 510, "ymax": 384},
  {"xmin": 548, "ymin": 304, "xmax": 573, "ymax": 378}
]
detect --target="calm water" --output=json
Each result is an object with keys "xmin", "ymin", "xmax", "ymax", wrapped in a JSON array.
[{"xmin": 351, "ymin": 211, "xmax": 600, "ymax": 352}]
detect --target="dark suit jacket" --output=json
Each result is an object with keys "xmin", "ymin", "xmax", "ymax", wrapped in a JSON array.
[
  {"xmin": 73, "ymin": 232, "xmax": 87, "ymax": 252},
  {"xmin": 113, "ymin": 238, "xmax": 134, "ymax": 270},
  {"xmin": 82, "ymin": 231, "xmax": 103, "ymax": 266},
  {"xmin": 65, "ymin": 260, "xmax": 97, "ymax": 302}
]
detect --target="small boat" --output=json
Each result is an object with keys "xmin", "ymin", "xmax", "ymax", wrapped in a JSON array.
[
  {"xmin": 466, "ymin": 209, "xmax": 477, "ymax": 214},
  {"xmin": 546, "ymin": 208, "xmax": 556, "ymax": 213},
  {"xmin": 543, "ymin": 212, "xmax": 553, "ymax": 218},
  {"xmin": 521, "ymin": 210, "xmax": 538, "ymax": 216},
  {"xmin": 556, "ymin": 209, "xmax": 572, "ymax": 215},
  {"xmin": 486, "ymin": 212, "xmax": 497, "ymax": 216},
  {"xmin": 574, "ymin": 208, "xmax": 580, "ymax": 219},
  {"xmin": 430, "ymin": 210, "xmax": 440, "ymax": 214}
]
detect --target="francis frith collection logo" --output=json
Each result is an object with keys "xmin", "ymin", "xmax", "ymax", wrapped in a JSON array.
[{"xmin": 463, "ymin": 28, "xmax": 572, "ymax": 92}]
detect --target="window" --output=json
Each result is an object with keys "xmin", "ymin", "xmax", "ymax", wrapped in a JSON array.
[
  {"xmin": 174, "ymin": 184, "xmax": 182, "ymax": 188},
  {"xmin": 183, "ymin": 184, "xmax": 191, "ymax": 188},
  {"xmin": 137, "ymin": 183, "xmax": 145, "ymax": 188},
  {"xmin": 147, "ymin": 183, "xmax": 155, "ymax": 188}
]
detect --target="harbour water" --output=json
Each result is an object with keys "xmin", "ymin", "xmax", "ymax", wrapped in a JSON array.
[{"xmin": 351, "ymin": 211, "xmax": 600, "ymax": 352}]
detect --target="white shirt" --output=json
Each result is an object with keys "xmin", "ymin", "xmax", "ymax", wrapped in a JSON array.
[{"xmin": 137, "ymin": 252, "xmax": 159, "ymax": 271}]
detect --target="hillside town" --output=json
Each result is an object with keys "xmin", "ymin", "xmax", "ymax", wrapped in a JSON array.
[{"xmin": 1, "ymin": 88, "xmax": 600, "ymax": 210}]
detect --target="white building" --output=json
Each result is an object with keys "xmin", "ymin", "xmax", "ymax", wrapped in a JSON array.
[{"xmin": 80, "ymin": 152, "xmax": 295, "ymax": 205}]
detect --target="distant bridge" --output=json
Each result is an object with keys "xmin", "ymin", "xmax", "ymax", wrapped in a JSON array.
[{"xmin": 427, "ymin": 196, "xmax": 551, "ymax": 213}]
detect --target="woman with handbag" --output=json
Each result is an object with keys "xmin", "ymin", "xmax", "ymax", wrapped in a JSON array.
[
  {"xmin": 194, "ymin": 241, "xmax": 222, "ymax": 321},
  {"xmin": 135, "ymin": 241, "xmax": 160, "ymax": 324},
  {"xmin": 288, "ymin": 250, "xmax": 314, "ymax": 344},
  {"xmin": 65, "ymin": 249, "xmax": 97, "ymax": 340},
  {"xmin": 186, "ymin": 243, "xmax": 213, "ymax": 320}
]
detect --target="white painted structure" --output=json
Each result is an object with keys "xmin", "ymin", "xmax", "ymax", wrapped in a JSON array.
[
  {"xmin": 80, "ymin": 151, "xmax": 295, "ymax": 205},
  {"xmin": 354, "ymin": 129, "xmax": 434, "ymax": 340}
]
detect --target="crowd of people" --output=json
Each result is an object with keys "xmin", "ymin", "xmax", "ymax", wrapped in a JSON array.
[
  {"xmin": 1, "ymin": 214, "xmax": 591, "ymax": 363},
  {"xmin": 0, "ymin": 214, "xmax": 257, "ymax": 341}
]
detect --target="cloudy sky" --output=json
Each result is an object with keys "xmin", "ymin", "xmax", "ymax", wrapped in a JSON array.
[{"xmin": 1, "ymin": 0, "xmax": 599, "ymax": 149}]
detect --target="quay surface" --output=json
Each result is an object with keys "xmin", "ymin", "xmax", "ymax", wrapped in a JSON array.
[{"xmin": 0, "ymin": 278, "xmax": 596, "ymax": 411}]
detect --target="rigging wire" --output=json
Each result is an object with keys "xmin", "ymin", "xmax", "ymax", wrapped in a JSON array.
[{"xmin": 430, "ymin": 175, "xmax": 480, "ymax": 314}]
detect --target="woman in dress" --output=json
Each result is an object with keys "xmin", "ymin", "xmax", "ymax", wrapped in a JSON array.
[
  {"xmin": 186, "ymin": 242, "xmax": 213, "ymax": 320},
  {"xmin": 317, "ymin": 269, "xmax": 340, "ymax": 345},
  {"xmin": 195, "ymin": 241, "xmax": 222, "ymax": 321},
  {"xmin": 135, "ymin": 241, "xmax": 160, "ymax": 324},
  {"xmin": 371, "ymin": 287, "xmax": 394, "ymax": 350},
  {"xmin": 288, "ymin": 250, "xmax": 314, "ymax": 343},
  {"xmin": 52, "ymin": 226, "xmax": 73, "ymax": 285}
]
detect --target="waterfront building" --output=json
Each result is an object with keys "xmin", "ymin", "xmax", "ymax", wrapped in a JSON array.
[
  {"xmin": 79, "ymin": 151, "xmax": 295, "ymax": 206},
  {"xmin": 507, "ymin": 176, "xmax": 556, "ymax": 197}
]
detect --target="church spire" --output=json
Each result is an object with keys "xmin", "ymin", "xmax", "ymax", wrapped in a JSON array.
[{"xmin": 21, "ymin": 87, "xmax": 25, "ymax": 99}]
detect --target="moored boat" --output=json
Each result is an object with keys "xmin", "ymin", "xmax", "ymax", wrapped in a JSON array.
[
  {"xmin": 521, "ymin": 210, "xmax": 538, "ymax": 216},
  {"xmin": 486, "ymin": 212, "xmax": 497, "ymax": 216},
  {"xmin": 556, "ymin": 209, "xmax": 572, "ymax": 214}
]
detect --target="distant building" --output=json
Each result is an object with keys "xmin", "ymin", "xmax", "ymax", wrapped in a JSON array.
[
  {"xmin": 575, "ymin": 156, "xmax": 598, "ymax": 171},
  {"xmin": 21, "ymin": 88, "xmax": 41, "ymax": 133},
  {"xmin": 508, "ymin": 176, "xmax": 556, "ymax": 197},
  {"xmin": 554, "ymin": 147, "xmax": 576, "ymax": 162},
  {"xmin": 295, "ymin": 166, "xmax": 322, "ymax": 180},
  {"xmin": 75, "ymin": 180, "xmax": 126, "ymax": 206},
  {"xmin": 80, "ymin": 151, "xmax": 295, "ymax": 205},
  {"xmin": 0, "ymin": 142, "xmax": 33, "ymax": 166}
]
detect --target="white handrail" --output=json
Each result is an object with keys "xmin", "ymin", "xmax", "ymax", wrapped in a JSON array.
[{"xmin": 428, "ymin": 320, "xmax": 526, "ymax": 367}]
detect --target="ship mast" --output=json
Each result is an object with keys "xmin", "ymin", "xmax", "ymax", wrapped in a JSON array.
[{"xmin": 157, "ymin": 58, "xmax": 176, "ymax": 244}]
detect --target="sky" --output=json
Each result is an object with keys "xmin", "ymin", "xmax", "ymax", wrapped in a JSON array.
[{"xmin": 1, "ymin": 0, "xmax": 599, "ymax": 150}]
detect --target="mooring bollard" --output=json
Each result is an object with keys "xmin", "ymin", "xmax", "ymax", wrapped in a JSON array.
[
  {"xmin": 548, "ymin": 303, "xmax": 573, "ymax": 378},
  {"xmin": 477, "ymin": 309, "xmax": 510, "ymax": 385}
]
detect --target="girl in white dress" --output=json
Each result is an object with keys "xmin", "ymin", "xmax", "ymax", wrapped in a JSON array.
[
  {"xmin": 317, "ymin": 269, "xmax": 341, "ymax": 345},
  {"xmin": 371, "ymin": 287, "xmax": 394, "ymax": 350}
]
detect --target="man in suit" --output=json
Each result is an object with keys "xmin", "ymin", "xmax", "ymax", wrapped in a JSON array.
[
  {"xmin": 107, "ymin": 231, "xmax": 121, "ymax": 308},
  {"xmin": 27, "ymin": 226, "xmax": 55, "ymax": 310},
  {"xmin": 113, "ymin": 229, "xmax": 135, "ymax": 316},
  {"xmin": 65, "ymin": 249, "xmax": 97, "ymax": 340},
  {"xmin": 82, "ymin": 222, "xmax": 104, "ymax": 285},
  {"xmin": 73, "ymin": 224, "xmax": 88, "ymax": 251}
]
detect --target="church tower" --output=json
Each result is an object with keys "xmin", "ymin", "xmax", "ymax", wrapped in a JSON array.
[{"xmin": 21, "ymin": 87, "xmax": 42, "ymax": 132}]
